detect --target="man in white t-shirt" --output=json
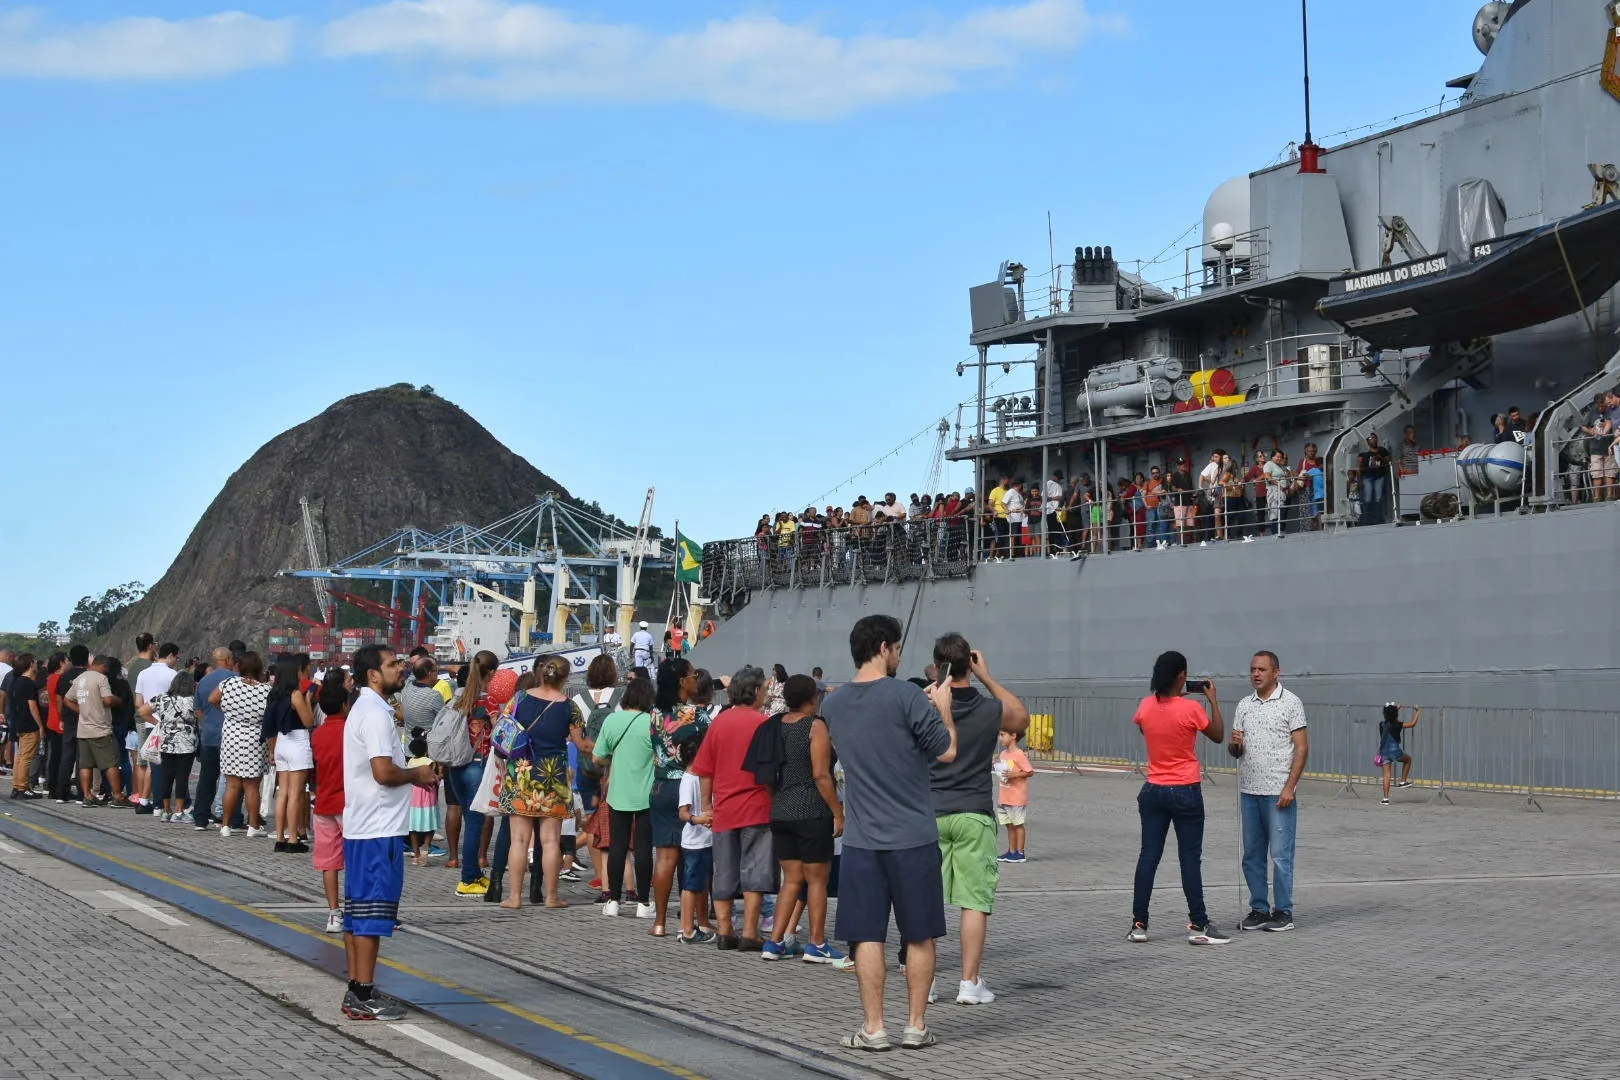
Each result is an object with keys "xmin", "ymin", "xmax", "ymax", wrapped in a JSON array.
[
  {"xmin": 340, "ymin": 644, "xmax": 435, "ymax": 1022},
  {"xmin": 1042, "ymin": 471, "xmax": 1065, "ymax": 556},
  {"xmin": 1002, "ymin": 480, "xmax": 1027, "ymax": 559},
  {"xmin": 134, "ymin": 644, "xmax": 180, "ymax": 708}
]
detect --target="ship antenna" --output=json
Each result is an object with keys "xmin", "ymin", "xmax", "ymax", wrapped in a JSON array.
[{"xmin": 1298, "ymin": 0, "xmax": 1325, "ymax": 173}]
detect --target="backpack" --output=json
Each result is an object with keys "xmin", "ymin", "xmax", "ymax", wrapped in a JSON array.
[
  {"xmin": 427, "ymin": 700, "xmax": 475, "ymax": 766},
  {"xmin": 573, "ymin": 688, "xmax": 623, "ymax": 780}
]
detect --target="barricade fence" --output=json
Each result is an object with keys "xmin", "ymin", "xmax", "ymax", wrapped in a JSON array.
[{"xmin": 1023, "ymin": 698, "xmax": 1620, "ymax": 803}]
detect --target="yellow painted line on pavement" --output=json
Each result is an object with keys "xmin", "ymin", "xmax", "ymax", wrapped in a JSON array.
[{"xmin": 0, "ymin": 814, "xmax": 706, "ymax": 1080}]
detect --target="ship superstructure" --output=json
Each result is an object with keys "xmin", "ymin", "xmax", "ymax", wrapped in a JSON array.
[{"xmin": 694, "ymin": 1, "xmax": 1620, "ymax": 735}]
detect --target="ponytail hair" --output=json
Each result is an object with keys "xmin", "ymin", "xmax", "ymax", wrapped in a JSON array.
[{"xmin": 1150, "ymin": 651, "xmax": 1187, "ymax": 700}]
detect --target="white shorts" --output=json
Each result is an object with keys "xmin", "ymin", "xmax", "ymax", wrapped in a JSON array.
[
  {"xmin": 996, "ymin": 804, "xmax": 1027, "ymax": 827},
  {"xmin": 274, "ymin": 729, "xmax": 314, "ymax": 772}
]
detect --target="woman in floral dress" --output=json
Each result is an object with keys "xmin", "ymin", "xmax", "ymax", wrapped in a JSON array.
[
  {"xmin": 647, "ymin": 660, "xmax": 714, "ymax": 936},
  {"xmin": 498, "ymin": 656, "xmax": 586, "ymax": 910}
]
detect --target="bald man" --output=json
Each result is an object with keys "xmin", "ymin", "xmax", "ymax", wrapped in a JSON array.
[{"xmin": 192, "ymin": 649, "xmax": 239, "ymax": 830}]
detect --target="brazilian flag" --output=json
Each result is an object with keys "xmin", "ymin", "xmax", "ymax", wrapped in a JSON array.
[{"xmin": 676, "ymin": 531, "xmax": 704, "ymax": 583}]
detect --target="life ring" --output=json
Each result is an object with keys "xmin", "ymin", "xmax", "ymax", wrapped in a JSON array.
[{"xmin": 700, "ymin": 621, "xmax": 716, "ymax": 639}]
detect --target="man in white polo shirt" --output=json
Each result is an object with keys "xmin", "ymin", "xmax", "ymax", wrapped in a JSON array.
[
  {"xmin": 341, "ymin": 644, "xmax": 436, "ymax": 1021},
  {"xmin": 1230, "ymin": 650, "xmax": 1308, "ymax": 934}
]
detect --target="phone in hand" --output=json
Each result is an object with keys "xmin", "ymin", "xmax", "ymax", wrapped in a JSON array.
[{"xmin": 1185, "ymin": 679, "xmax": 1209, "ymax": 694}]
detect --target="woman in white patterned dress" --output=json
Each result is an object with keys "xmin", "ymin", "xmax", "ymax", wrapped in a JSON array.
[{"xmin": 210, "ymin": 650, "xmax": 269, "ymax": 837}]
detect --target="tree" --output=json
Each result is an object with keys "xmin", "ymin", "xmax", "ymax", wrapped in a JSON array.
[
  {"xmin": 36, "ymin": 619, "xmax": 61, "ymax": 641},
  {"xmin": 65, "ymin": 581, "xmax": 146, "ymax": 642}
]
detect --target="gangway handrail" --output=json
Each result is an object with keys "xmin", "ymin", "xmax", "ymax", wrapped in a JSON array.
[{"xmin": 1527, "ymin": 342, "xmax": 1620, "ymax": 505}]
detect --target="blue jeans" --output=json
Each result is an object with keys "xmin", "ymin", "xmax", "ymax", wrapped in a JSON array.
[
  {"xmin": 448, "ymin": 759, "xmax": 488, "ymax": 885},
  {"xmin": 1132, "ymin": 782, "xmax": 1207, "ymax": 926},
  {"xmin": 1241, "ymin": 793, "xmax": 1297, "ymax": 915},
  {"xmin": 491, "ymin": 814, "xmax": 511, "ymax": 876},
  {"xmin": 1360, "ymin": 472, "xmax": 1388, "ymax": 525},
  {"xmin": 1147, "ymin": 505, "xmax": 1170, "ymax": 545}
]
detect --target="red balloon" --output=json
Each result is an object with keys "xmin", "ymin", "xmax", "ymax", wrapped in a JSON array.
[{"xmin": 486, "ymin": 668, "xmax": 518, "ymax": 706}]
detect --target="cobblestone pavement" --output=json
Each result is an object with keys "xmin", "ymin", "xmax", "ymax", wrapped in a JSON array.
[
  {"xmin": 0, "ymin": 854, "xmax": 435, "ymax": 1080},
  {"xmin": 16, "ymin": 769, "xmax": 1620, "ymax": 1079}
]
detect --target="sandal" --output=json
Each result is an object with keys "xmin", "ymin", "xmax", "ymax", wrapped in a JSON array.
[
  {"xmin": 840, "ymin": 1028, "xmax": 892, "ymax": 1053},
  {"xmin": 648, "ymin": 925, "xmax": 667, "ymax": 937},
  {"xmin": 545, "ymin": 900, "xmax": 570, "ymax": 910}
]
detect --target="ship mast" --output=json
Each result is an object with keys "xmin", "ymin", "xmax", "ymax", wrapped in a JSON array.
[{"xmin": 1298, "ymin": 0, "xmax": 1325, "ymax": 174}]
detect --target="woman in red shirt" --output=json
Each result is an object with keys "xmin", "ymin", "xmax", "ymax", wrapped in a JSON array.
[{"xmin": 1129, "ymin": 651, "xmax": 1227, "ymax": 945}]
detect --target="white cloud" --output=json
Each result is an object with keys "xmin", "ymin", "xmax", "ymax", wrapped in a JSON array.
[
  {"xmin": 323, "ymin": 0, "xmax": 1126, "ymax": 119},
  {"xmin": 0, "ymin": 8, "xmax": 296, "ymax": 79}
]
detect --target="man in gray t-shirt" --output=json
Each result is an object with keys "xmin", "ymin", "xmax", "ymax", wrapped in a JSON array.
[
  {"xmin": 820, "ymin": 614, "xmax": 956, "ymax": 1053},
  {"xmin": 399, "ymin": 658, "xmax": 445, "ymax": 734}
]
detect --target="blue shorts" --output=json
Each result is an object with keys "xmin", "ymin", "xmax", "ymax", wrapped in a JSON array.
[
  {"xmin": 835, "ymin": 843, "xmax": 947, "ymax": 946},
  {"xmin": 1380, "ymin": 742, "xmax": 1409, "ymax": 764},
  {"xmin": 681, "ymin": 846, "xmax": 713, "ymax": 892},
  {"xmin": 343, "ymin": 835, "xmax": 405, "ymax": 938}
]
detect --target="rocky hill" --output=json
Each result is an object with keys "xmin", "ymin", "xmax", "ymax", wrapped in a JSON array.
[{"xmin": 101, "ymin": 385, "xmax": 577, "ymax": 652}]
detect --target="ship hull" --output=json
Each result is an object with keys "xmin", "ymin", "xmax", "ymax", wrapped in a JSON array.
[{"xmin": 692, "ymin": 506, "xmax": 1619, "ymax": 712}]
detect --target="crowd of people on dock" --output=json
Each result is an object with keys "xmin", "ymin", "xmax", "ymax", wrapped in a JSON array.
[
  {"xmin": 0, "ymin": 620, "xmax": 1432, "ymax": 1051},
  {"xmin": 0, "ymin": 621, "xmax": 1040, "ymax": 1046}
]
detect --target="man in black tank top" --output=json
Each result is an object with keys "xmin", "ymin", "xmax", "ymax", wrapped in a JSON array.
[{"xmin": 928, "ymin": 634, "xmax": 1029, "ymax": 1007}]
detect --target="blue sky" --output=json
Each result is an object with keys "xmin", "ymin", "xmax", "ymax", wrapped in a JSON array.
[{"xmin": 0, "ymin": 0, "xmax": 1483, "ymax": 629}]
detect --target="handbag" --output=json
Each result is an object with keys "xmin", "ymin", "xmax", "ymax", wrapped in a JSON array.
[
  {"xmin": 139, "ymin": 724, "xmax": 163, "ymax": 765},
  {"xmin": 490, "ymin": 711, "xmax": 522, "ymax": 759},
  {"xmin": 471, "ymin": 752, "xmax": 504, "ymax": 816}
]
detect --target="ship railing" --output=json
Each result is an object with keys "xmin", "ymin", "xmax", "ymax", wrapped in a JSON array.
[
  {"xmin": 699, "ymin": 520, "xmax": 976, "ymax": 604},
  {"xmin": 1544, "ymin": 430, "xmax": 1612, "ymax": 509},
  {"xmin": 1174, "ymin": 225, "xmax": 1272, "ymax": 298},
  {"xmin": 1024, "ymin": 698, "xmax": 1620, "ymax": 802}
]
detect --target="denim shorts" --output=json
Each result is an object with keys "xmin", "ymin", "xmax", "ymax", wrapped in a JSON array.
[{"xmin": 681, "ymin": 846, "xmax": 713, "ymax": 892}]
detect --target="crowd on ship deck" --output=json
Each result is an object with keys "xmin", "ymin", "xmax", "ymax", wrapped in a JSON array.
[{"xmin": 743, "ymin": 398, "xmax": 1620, "ymax": 566}]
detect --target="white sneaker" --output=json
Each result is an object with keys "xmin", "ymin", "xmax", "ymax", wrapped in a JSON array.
[
  {"xmin": 956, "ymin": 978, "xmax": 996, "ymax": 1005},
  {"xmin": 245, "ymin": 826, "xmax": 267, "ymax": 839},
  {"xmin": 927, "ymin": 978, "xmax": 938, "ymax": 1004},
  {"xmin": 635, "ymin": 903, "xmax": 656, "ymax": 919},
  {"xmin": 219, "ymin": 825, "xmax": 232, "ymax": 838},
  {"xmin": 601, "ymin": 901, "xmax": 620, "ymax": 917},
  {"xmin": 1242, "ymin": 535, "xmax": 1257, "ymax": 543},
  {"xmin": 1198, "ymin": 541, "xmax": 1209, "ymax": 548},
  {"xmin": 324, "ymin": 910, "xmax": 343, "ymax": 934}
]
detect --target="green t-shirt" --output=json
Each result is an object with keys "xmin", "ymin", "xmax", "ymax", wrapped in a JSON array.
[{"xmin": 594, "ymin": 708, "xmax": 655, "ymax": 812}]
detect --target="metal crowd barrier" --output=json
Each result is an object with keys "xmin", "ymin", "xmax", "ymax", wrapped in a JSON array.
[{"xmin": 1025, "ymin": 697, "xmax": 1620, "ymax": 804}]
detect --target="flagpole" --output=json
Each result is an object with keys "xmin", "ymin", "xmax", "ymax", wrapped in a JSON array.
[{"xmin": 670, "ymin": 519, "xmax": 688, "ymax": 635}]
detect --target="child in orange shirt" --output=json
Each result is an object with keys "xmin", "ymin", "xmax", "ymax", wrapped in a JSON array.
[{"xmin": 995, "ymin": 729, "xmax": 1033, "ymax": 863}]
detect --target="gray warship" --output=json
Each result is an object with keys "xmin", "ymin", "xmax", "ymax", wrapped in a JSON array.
[{"xmin": 694, "ymin": 1, "xmax": 1620, "ymax": 788}]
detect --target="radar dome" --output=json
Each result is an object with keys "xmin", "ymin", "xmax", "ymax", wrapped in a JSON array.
[
  {"xmin": 1472, "ymin": 2, "xmax": 1510, "ymax": 55},
  {"xmin": 1202, "ymin": 177, "xmax": 1251, "ymax": 264}
]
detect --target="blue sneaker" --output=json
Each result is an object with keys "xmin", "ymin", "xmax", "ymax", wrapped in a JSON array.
[
  {"xmin": 1010, "ymin": 852, "xmax": 1028, "ymax": 863},
  {"xmin": 760, "ymin": 940, "xmax": 786, "ymax": 962},
  {"xmin": 996, "ymin": 851, "xmax": 1014, "ymax": 863},
  {"xmin": 803, "ymin": 941, "xmax": 848, "ymax": 966}
]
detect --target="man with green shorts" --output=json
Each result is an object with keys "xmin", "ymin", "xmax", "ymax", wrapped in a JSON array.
[{"xmin": 928, "ymin": 634, "xmax": 1030, "ymax": 1005}]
